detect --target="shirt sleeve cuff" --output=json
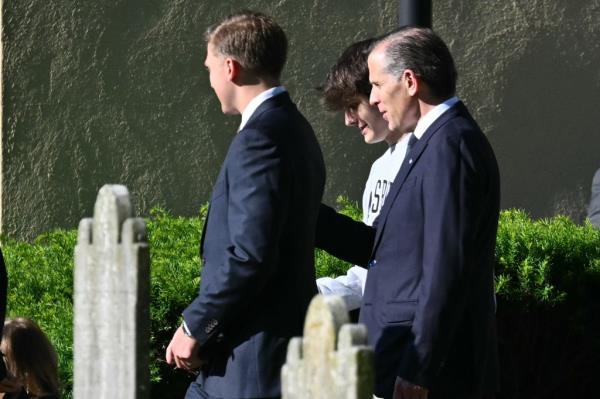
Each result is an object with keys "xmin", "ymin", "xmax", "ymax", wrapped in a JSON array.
[{"xmin": 181, "ymin": 319, "xmax": 193, "ymax": 337}]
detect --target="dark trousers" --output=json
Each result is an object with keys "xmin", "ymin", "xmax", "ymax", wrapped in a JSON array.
[
  {"xmin": 185, "ymin": 382, "xmax": 280, "ymax": 399},
  {"xmin": 429, "ymin": 393, "xmax": 495, "ymax": 399}
]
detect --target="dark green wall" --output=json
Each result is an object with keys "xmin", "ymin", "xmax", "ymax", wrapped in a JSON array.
[
  {"xmin": 2, "ymin": 0, "xmax": 599, "ymax": 239},
  {"xmin": 435, "ymin": 0, "xmax": 600, "ymax": 223},
  {"xmin": 1, "ymin": 0, "xmax": 396, "ymax": 239}
]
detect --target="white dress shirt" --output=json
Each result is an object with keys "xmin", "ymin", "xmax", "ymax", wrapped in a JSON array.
[
  {"xmin": 238, "ymin": 86, "xmax": 287, "ymax": 131},
  {"xmin": 412, "ymin": 96, "xmax": 459, "ymax": 139}
]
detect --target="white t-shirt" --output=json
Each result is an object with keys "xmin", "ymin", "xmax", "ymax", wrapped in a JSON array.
[
  {"xmin": 362, "ymin": 134, "xmax": 411, "ymax": 226},
  {"xmin": 317, "ymin": 133, "xmax": 411, "ymax": 310}
]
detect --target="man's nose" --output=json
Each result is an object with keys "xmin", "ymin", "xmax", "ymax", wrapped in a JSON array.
[{"xmin": 369, "ymin": 88, "xmax": 379, "ymax": 106}]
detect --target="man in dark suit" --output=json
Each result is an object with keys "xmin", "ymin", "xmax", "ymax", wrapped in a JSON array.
[
  {"xmin": 318, "ymin": 27, "xmax": 499, "ymax": 399},
  {"xmin": 165, "ymin": 11, "xmax": 325, "ymax": 399}
]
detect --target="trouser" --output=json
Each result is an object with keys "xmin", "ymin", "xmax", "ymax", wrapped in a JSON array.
[
  {"xmin": 376, "ymin": 392, "xmax": 495, "ymax": 399},
  {"xmin": 185, "ymin": 381, "xmax": 280, "ymax": 399}
]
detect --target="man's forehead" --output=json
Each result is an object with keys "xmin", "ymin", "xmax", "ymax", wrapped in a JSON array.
[
  {"xmin": 206, "ymin": 42, "xmax": 219, "ymax": 57},
  {"xmin": 205, "ymin": 46, "xmax": 220, "ymax": 64},
  {"xmin": 367, "ymin": 53, "xmax": 383, "ymax": 81},
  {"xmin": 368, "ymin": 44, "xmax": 386, "ymax": 65},
  {"xmin": 206, "ymin": 43, "xmax": 227, "ymax": 62}
]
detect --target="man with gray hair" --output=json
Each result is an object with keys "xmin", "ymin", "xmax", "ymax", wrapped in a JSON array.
[
  {"xmin": 318, "ymin": 27, "xmax": 500, "ymax": 399},
  {"xmin": 367, "ymin": 27, "xmax": 500, "ymax": 399}
]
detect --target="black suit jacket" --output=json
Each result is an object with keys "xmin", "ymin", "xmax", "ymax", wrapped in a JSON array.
[
  {"xmin": 183, "ymin": 92, "xmax": 325, "ymax": 398},
  {"xmin": 318, "ymin": 102, "xmax": 499, "ymax": 398}
]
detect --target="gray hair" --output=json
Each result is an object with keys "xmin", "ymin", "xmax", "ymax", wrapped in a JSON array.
[{"xmin": 376, "ymin": 27, "xmax": 457, "ymax": 100}]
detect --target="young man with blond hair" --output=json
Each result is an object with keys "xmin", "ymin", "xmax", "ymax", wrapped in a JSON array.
[{"xmin": 166, "ymin": 11, "xmax": 325, "ymax": 399}]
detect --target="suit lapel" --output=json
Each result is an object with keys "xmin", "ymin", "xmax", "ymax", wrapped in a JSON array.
[
  {"xmin": 370, "ymin": 102, "xmax": 467, "ymax": 256},
  {"xmin": 370, "ymin": 139, "xmax": 427, "ymax": 254},
  {"xmin": 200, "ymin": 92, "xmax": 292, "ymax": 259}
]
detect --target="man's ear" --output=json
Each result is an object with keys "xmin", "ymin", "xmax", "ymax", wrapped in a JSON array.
[
  {"xmin": 225, "ymin": 58, "xmax": 241, "ymax": 82},
  {"xmin": 402, "ymin": 69, "xmax": 419, "ymax": 97}
]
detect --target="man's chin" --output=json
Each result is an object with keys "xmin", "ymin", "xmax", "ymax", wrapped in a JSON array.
[
  {"xmin": 222, "ymin": 107, "xmax": 238, "ymax": 115},
  {"xmin": 364, "ymin": 134, "xmax": 385, "ymax": 145}
]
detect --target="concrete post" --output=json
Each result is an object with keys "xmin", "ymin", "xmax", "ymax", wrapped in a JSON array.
[
  {"xmin": 281, "ymin": 295, "xmax": 374, "ymax": 399},
  {"xmin": 74, "ymin": 185, "xmax": 150, "ymax": 398}
]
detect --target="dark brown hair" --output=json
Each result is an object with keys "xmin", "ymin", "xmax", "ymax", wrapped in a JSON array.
[
  {"xmin": 378, "ymin": 27, "xmax": 457, "ymax": 100},
  {"xmin": 2, "ymin": 318, "xmax": 60, "ymax": 397},
  {"xmin": 321, "ymin": 38, "xmax": 376, "ymax": 111},
  {"xmin": 205, "ymin": 10, "xmax": 288, "ymax": 80}
]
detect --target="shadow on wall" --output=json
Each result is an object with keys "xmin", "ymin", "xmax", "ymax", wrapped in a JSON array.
[{"xmin": 490, "ymin": 30, "xmax": 600, "ymax": 222}]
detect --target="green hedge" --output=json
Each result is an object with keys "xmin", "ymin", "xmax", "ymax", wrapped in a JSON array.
[
  {"xmin": 2, "ymin": 198, "xmax": 599, "ymax": 398},
  {"xmin": 493, "ymin": 210, "xmax": 600, "ymax": 398}
]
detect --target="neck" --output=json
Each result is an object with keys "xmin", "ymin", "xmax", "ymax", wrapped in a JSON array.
[
  {"xmin": 417, "ymin": 96, "xmax": 443, "ymax": 120},
  {"xmin": 385, "ymin": 130, "xmax": 409, "ymax": 145},
  {"xmin": 416, "ymin": 85, "xmax": 451, "ymax": 120},
  {"xmin": 236, "ymin": 77, "xmax": 280, "ymax": 114}
]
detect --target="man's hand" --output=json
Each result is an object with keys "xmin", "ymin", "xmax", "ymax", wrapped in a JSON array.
[
  {"xmin": 165, "ymin": 325, "xmax": 203, "ymax": 373},
  {"xmin": 0, "ymin": 375, "xmax": 22, "ymax": 393},
  {"xmin": 393, "ymin": 376, "xmax": 428, "ymax": 399}
]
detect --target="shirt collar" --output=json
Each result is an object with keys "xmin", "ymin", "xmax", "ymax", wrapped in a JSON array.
[
  {"xmin": 238, "ymin": 86, "xmax": 287, "ymax": 131},
  {"xmin": 412, "ymin": 96, "xmax": 459, "ymax": 139}
]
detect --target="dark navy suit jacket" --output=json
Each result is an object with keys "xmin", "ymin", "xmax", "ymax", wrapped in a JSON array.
[
  {"xmin": 183, "ymin": 92, "xmax": 325, "ymax": 398},
  {"xmin": 318, "ymin": 102, "xmax": 499, "ymax": 399}
]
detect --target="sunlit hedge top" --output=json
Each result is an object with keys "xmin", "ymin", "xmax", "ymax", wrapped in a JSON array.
[{"xmin": 2, "ymin": 198, "xmax": 599, "ymax": 397}]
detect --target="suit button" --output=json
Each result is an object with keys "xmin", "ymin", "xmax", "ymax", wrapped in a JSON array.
[{"xmin": 204, "ymin": 319, "xmax": 219, "ymax": 334}]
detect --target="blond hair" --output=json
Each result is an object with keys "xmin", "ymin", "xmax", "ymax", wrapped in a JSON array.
[{"xmin": 205, "ymin": 10, "xmax": 287, "ymax": 79}]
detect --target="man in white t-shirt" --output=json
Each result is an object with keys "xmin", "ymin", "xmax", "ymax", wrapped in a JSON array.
[{"xmin": 316, "ymin": 38, "xmax": 410, "ymax": 311}]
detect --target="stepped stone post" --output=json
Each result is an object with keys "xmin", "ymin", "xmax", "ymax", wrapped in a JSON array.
[
  {"xmin": 282, "ymin": 295, "xmax": 374, "ymax": 399},
  {"xmin": 74, "ymin": 185, "xmax": 150, "ymax": 399}
]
